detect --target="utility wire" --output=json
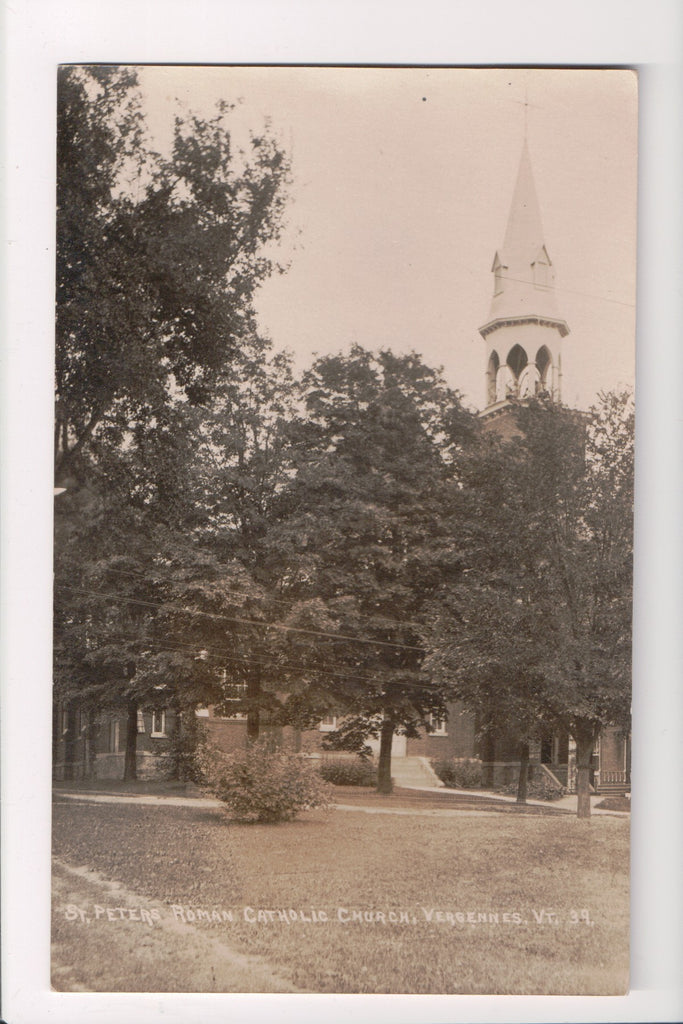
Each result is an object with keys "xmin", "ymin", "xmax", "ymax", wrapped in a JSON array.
[
  {"xmin": 56, "ymin": 583, "xmax": 426, "ymax": 653},
  {"xmin": 85, "ymin": 564, "xmax": 434, "ymax": 633},
  {"xmin": 453, "ymin": 258, "xmax": 636, "ymax": 310},
  {"xmin": 58, "ymin": 624, "xmax": 449, "ymax": 697},
  {"xmin": 76, "ymin": 622, "xmax": 414, "ymax": 690}
]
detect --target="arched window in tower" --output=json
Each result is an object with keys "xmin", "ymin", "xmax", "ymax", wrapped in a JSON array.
[
  {"xmin": 506, "ymin": 344, "xmax": 528, "ymax": 383},
  {"xmin": 519, "ymin": 362, "xmax": 540, "ymax": 398},
  {"xmin": 536, "ymin": 345, "xmax": 553, "ymax": 394},
  {"xmin": 496, "ymin": 363, "xmax": 515, "ymax": 402},
  {"xmin": 487, "ymin": 351, "xmax": 500, "ymax": 405}
]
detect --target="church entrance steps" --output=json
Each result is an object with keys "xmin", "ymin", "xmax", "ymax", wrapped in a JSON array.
[{"xmin": 389, "ymin": 755, "xmax": 444, "ymax": 789}]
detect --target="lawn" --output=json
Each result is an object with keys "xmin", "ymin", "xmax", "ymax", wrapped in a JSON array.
[{"xmin": 52, "ymin": 795, "xmax": 629, "ymax": 995}]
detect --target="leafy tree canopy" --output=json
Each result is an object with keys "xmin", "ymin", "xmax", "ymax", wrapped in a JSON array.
[
  {"xmin": 425, "ymin": 391, "xmax": 633, "ymax": 815},
  {"xmin": 261, "ymin": 347, "xmax": 478, "ymax": 788},
  {"xmin": 55, "ymin": 65, "xmax": 290, "ymax": 486}
]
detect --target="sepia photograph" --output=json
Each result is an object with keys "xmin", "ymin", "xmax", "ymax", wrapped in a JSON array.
[{"xmin": 48, "ymin": 65, "xmax": 638, "ymax": 998}]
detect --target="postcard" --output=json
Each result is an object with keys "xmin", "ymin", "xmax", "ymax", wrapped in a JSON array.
[{"xmin": 48, "ymin": 65, "xmax": 638, "ymax": 999}]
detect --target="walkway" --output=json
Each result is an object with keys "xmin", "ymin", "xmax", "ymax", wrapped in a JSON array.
[
  {"xmin": 53, "ymin": 786, "xmax": 629, "ymax": 818},
  {"xmin": 401, "ymin": 784, "xmax": 629, "ymax": 815}
]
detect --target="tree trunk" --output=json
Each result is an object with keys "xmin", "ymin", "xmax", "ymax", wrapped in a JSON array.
[
  {"xmin": 481, "ymin": 722, "xmax": 496, "ymax": 788},
  {"xmin": 85, "ymin": 709, "xmax": 97, "ymax": 780},
  {"xmin": 376, "ymin": 718, "xmax": 394, "ymax": 794},
  {"xmin": 52, "ymin": 702, "xmax": 60, "ymax": 780},
  {"xmin": 516, "ymin": 741, "xmax": 530, "ymax": 804},
  {"xmin": 169, "ymin": 709, "xmax": 183, "ymax": 781},
  {"xmin": 63, "ymin": 702, "xmax": 77, "ymax": 781},
  {"xmin": 246, "ymin": 671, "xmax": 261, "ymax": 745},
  {"xmin": 123, "ymin": 700, "xmax": 138, "ymax": 780},
  {"xmin": 575, "ymin": 725, "xmax": 595, "ymax": 819}
]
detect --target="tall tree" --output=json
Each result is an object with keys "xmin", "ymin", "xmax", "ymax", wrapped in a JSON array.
[
  {"xmin": 426, "ymin": 393, "xmax": 633, "ymax": 817},
  {"xmin": 55, "ymin": 65, "xmax": 290, "ymax": 487},
  {"xmin": 267, "ymin": 347, "xmax": 476, "ymax": 792},
  {"xmin": 54, "ymin": 65, "xmax": 291, "ymax": 777},
  {"xmin": 537, "ymin": 391, "xmax": 633, "ymax": 817},
  {"xmin": 139, "ymin": 344, "xmax": 301, "ymax": 746}
]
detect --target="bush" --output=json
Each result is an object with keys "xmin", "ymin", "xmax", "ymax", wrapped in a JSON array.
[
  {"xmin": 319, "ymin": 757, "xmax": 376, "ymax": 787},
  {"xmin": 595, "ymin": 794, "xmax": 630, "ymax": 812},
  {"xmin": 432, "ymin": 757, "xmax": 483, "ymax": 789},
  {"xmin": 160, "ymin": 722, "xmax": 207, "ymax": 784},
  {"xmin": 195, "ymin": 740, "xmax": 332, "ymax": 823},
  {"xmin": 496, "ymin": 770, "xmax": 566, "ymax": 801}
]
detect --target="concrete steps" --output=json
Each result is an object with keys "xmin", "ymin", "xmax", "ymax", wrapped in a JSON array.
[{"xmin": 390, "ymin": 756, "xmax": 443, "ymax": 789}]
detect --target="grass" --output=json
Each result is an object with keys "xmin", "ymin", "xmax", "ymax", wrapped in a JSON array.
[
  {"xmin": 52, "ymin": 794, "xmax": 629, "ymax": 995},
  {"xmin": 330, "ymin": 785, "xmax": 572, "ymax": 814}
]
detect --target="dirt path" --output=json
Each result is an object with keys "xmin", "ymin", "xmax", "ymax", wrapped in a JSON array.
[{"xmin": 52, "ymin": 859, "xmax": 305, "ymax": 993}]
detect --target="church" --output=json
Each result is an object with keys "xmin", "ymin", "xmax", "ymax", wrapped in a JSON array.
[{"xmin": 53, "ymin": 139, "xmax": 631, "ymax": 796}]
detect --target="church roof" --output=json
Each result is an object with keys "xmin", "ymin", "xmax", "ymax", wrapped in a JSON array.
[{"xmin": 486, "ymin": 139, "xmax": 563, "ymax": 324}]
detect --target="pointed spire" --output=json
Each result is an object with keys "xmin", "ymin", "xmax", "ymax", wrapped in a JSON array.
[
  {"xmin": 501, "ymin": 139, "xmax": 545, "ymax": 270},
  {"xmin": 487, "ymin": 140, "xmax": 561, "ymax": 323}
]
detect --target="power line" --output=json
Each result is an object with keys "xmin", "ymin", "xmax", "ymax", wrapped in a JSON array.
[
  {"xmin": 496, "ymin": 272, "xmax": 635, "ymax": 311},
  {"xmin": 57, "ymin": 623, "xmax": 448, "ymax": 697},
  {"xmin": 89, "ymin": 564, "xmax": 433, "ymax": 633},
  {"xmin": 56, "ymin": 583, "xmax": 426, "ymax": 654},
  {"xmin": 74, "ymin": 623, "xmax": 402, "ymax": 690},
  {"xmin": 450, "ymin": 256, "xmax": 635, "ymax": 310}
]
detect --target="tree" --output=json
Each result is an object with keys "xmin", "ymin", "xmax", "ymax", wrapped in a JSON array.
[
  {"xmin": 53, "ymin": 413, "xmax": 226, "ymax": 779},
  {"xmin": 537, "ymin": 391, "xmax": 633, "ymax": 816},
  {"xmin": 55, "ymin": 66, "xmax": 290, "ymax": 488},
  {"xmin": 265, "ymin": 347, "xmax": 477, "ymax": 792},
  {"xmin": 426, "ymin": 392, "xmax": 633, "ymax": 817},
  {"xmin": 53, "ymin": 65, "xmax": 292, "ymax": 778},
  {"xmin": 425, "ymin": 420, "xmax": 561, "ymax": 803}
]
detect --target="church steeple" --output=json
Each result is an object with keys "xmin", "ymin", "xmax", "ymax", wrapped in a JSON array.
[{"xmin": 480, "ymin": 140, "xmax": 569, "ymax": 412}]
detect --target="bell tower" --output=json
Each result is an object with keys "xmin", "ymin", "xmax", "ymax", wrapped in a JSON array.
[{"xmin": 479, "ymin": 140, "xmax": 569, "ymax": 418}]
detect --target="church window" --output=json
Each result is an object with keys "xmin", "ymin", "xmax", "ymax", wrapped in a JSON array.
[
  {"xmin": 429, "ymin": 714, "xmax": 447, "ymax": 736},
  {"xmin": 487, "ymin": 351, "xmax": 500, "ymax": 405},
  {"xmin": 507, "ymin": 344, "xmax": 527, "ymax": 378},
  {"xmin": 536, "ymin": 346, "xmax": 552, "ymax": 392},
  {"xmin": 108, "ymin": 720, "xmax": 120, "ymax": 753},
  {"xmin": 496, "ymin": 364, "xmax": 515, "ymax": 402},
  {"xmin": 518, "ymin": 363, "xmax": 540, "ymax": 398},
  {"xmin": 319, "ymin": 715, "xmax": 338, "ymax": 732},
  {"xmin": 151, "ymin": 710, "xmax": 167, "ymax": 737}
]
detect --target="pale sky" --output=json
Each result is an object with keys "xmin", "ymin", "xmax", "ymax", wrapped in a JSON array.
[{"xmin": 139, "ymin": 66, "xmax": 637, "ymax": 412}]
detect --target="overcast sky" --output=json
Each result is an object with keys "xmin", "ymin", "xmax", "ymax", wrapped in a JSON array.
[{"xmin": 141, "ymin": 66, "xmax": 636, "ymax": 411}]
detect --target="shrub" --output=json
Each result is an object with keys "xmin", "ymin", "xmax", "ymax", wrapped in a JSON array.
[
  {"xmin": 160, "ymin": 722, "xmax": 207, "ymax": 784},
  {"xmin": 195, "ymin": 740, "xmax": 332, "ymax": 823},
  {"xmin": 595, "ymin": 794, "xmax": 630, "ymax": 812},
  {"xmin": 496, "ymin": 770, "xmax": 566, "ymax": 801},
  {"xmin": 431, "ymin": 757, "xmax": 483, "ymax": 789},
  {"xmin": 319, "ymin": 757, "xmax": 376, "ymax": 787}
]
